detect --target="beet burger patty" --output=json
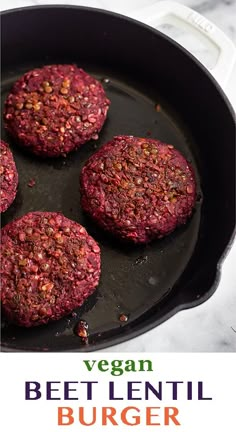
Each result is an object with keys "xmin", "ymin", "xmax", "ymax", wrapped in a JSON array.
[
  {"xmin": 0, "ymin": 140, "xmax": 18, "ymax": 213},
  {"xmin": 80, "ymin": 136, "xmax": 196, "ymax": 243},
  {"xmin": 4, "ymin": 64, "xmax": 110, "ymax": 157},
  {"xmin": 0, "ymin": 212, "xmax": 101, "ymax": 326}
]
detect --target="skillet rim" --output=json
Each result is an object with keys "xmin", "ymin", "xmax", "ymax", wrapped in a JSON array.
[{"xmin": 1, "ymin": 4, "xmax": 235, "ymax": 352}]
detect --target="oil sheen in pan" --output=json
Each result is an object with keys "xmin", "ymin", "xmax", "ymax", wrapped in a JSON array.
[{"xmin": 1, "ymin": 70, "xmax": 202, "ymax": 352}]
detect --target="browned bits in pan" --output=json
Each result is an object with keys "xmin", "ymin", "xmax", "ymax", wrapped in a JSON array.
[
  {"xmin": 27, "ymin": 178, "xmax": 36, "ymax": 188},
  {"xmin": 74, "ymin": 320, "xmax": 89, "ymax": 337},
  {"xmin": 119, "ymin": 314, "xmax": 129, "ymax": 322}
]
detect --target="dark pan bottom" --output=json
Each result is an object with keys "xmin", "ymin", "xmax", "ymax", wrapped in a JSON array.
[{"xmin": 1, "ymin": 65, "xmax": 202, "ymax": 351}]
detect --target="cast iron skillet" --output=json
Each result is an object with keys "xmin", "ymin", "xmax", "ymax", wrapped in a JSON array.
[{"xmin": 1, "ymin": 6, "xmax": 235, "ymax": 352}]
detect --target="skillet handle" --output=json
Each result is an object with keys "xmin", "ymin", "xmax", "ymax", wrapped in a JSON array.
[{"xmin": 131, "ymin": 0, "xmax": 236, "ymax": 89}]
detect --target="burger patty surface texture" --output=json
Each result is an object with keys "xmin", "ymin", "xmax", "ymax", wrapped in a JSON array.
[
  {"xmin": 4, "ymin": 64, "xmax": 110, "ymax": 157},
  {"xmin": 80, "ymin": 135, "xmax": 196, "ymax": 243},
  {"xmin": 0, "ymin": 212, "xmax": 101, "ymax": 326},
  {"xmin": 0, "ymin": 140, "xmax": 18, "ymax": 213}
]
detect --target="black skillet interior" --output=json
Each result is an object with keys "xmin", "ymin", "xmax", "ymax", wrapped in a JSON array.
[{"xmin": 1, "ymin": 6, "xmax": 235, "ymax": 351}]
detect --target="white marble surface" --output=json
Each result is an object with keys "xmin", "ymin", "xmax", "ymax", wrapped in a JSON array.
[{"xmin": 1, "ymin": 0, "xmax": 236, "ymax": 352}]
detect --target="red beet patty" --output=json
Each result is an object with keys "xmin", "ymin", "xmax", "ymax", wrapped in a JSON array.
[
  {"xmin": 0, "ymin": 140, "xmax": 18, "ymax": 213},
  {"xmin": 80, "ymin": 136, "xmax": 196, "ymax": 243},
  {"xmin": 4, "ymin": 64, "xmax": 110, "ymax": 157},
  {"xmin": 0, "ymin": 212, "xmax": 101, "ymax": 327}
]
